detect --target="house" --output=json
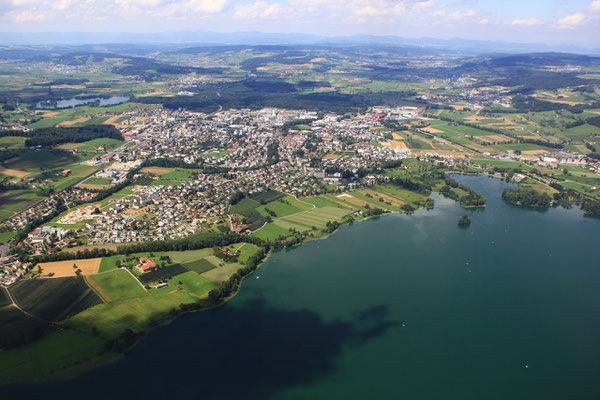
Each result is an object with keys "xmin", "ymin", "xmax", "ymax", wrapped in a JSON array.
[{"xmin": 138, "ymin": 257, "xmax": 157, "ymax": 272}]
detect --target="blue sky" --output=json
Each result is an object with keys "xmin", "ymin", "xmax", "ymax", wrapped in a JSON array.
[{"xmin": 0, "ymin": 0, "xmax": 598, "ymax": 46}]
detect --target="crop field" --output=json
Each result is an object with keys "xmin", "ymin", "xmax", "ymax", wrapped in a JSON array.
[
  {"xmin": 0, "ymin": 329, "xmax": 105, "ymax": 385},
  {"xmin": 0, "ymin": 287, "xmax": 10, "ymax": 308},
  {"xmin": 183, "ymin": 258, "xmax": 217, "ymax": 274},
  {"xmin": 3, "ymin": 149, "xmax": 76, "ymax": 172},
  {"xmin": 236, "ymin": 243, "xmax": 260, "ymax": 264},
  {"xmin": 0, "ymin": 136, "xmax": 26, "ymax": 148},
  {"xmin": 252, "ymin": 222, "xmax": 292, "ymax": 241},
  {"xmin": 0, "ymin": 190, "xmax": 40, "ymax": 221},
  {"xmin": 161, "ymin": 169, "xmax": 193, "ymax": 180},
  {"xmin": 83, "ymin": 177, "xmax": 112, "ymax": 186},
  {"xmin": 248, "ymin": 189, "xmax": 286, "ymax": 204},
  {"xmin": 371, "ymin": 185, "xmax": 429, "ymax": 205},
  {"xmin": 171, "ymin": 271, "xmax": 216, "ymax": 297},
  {"xmin": 139, "ymin": 263, "xmax": 188, "ymax": 283},
  {"xmin": 471, "ymin": 159, "xmax": 533, "ymax": 171},
  {"xmin": 0, "ymin": 306, "xmax": 49, "ymax": 350},
  {"xmin": 230, "ymin": 197, "xmax": 261, "ymax": 215},
  {"xmin": 302, "ymin": 196, "xmax": 352, "ymax": 209},
  {"xmin": 8, "ymin": 277, "xmax": 102, "ymax": 322},
  {"xmin": 560, "ymin": 181, "xmax": 600, "ymax": 199},
  {"xmin": 85, "ymin": 269, "xmax": 148, "ymax": 302},
  {"xmin": 274, "ymin": 206, "xmax": 352, "ymax": 231},
  {"xmin": 164, "ymin": 248, "xmax": 211, "ymax": 263},
  {"xmin": 200, "ymin": 262, "xmax": 245, "ymax": 284},
  {"xmin": 36, "ymin": 258, "xmax": 101, "ymax": 278},
  {"xmin": 66, "ymin": 289, "xmax": 198, "ymax": 338},
  {"xmin": 256, "ymin": 196, "xmax": 313, "ymax": 218}
]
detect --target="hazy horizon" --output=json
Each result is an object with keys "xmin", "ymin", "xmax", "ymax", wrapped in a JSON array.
[{"xmin": 0, "ymin": 1, "xmax": 599, "ymax": 47}]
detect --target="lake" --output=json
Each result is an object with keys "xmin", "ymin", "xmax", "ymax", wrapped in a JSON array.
[
  {"xmin": 36, "ymin": 96, "xmax": 129, "ymax": 109},
  {"xmin": 4, "ymin": 175, "xmax": 600, "ymax": 399}
]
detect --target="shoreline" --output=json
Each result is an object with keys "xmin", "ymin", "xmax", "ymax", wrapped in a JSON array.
[{"xmin": 1, "ymin": 173, "xmax": 562, "ymax": 387}]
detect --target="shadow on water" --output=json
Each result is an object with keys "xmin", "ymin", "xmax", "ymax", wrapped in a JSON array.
[{"xmin": 3, "ymin": 300, "xmax": 397, "ymax": 400}]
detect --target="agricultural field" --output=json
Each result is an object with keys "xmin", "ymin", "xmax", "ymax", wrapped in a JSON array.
[
  {"xmin": 35, "ymin": 258, "xmax": 102, "ymax": 278},
  {"xmin": 0, "ymin": 136, "xmax": 26, "ymax": 149},
  {"xmin": 139, "ymin": 263, "xmax": 188, "ymax": 284},
  {"xmin": 273, "ymin": 206, "xmax": 352, "ymax": 231},
  {"xmin": 248, "ymin": 189, "xmax": 286, "ymax": 204},
  {"xmin": 0, "ymin": 190, "xmax": 40, "ymax": 221},
  {"xmin": 55, "ymin": 137, "xmax": 123, "ymax": 152},
  {"xmin": 200, "ymin": 261, "xmax": 245, "ymax": 284},
  {"xmin": 256, "ymin": 196, "xmax": 314, "ymax": 218},
  {"xmin": 66, "ymin": 289, "xmax": 200, "ymax": 338},
  {"xmin": 0, "ymin": 287, "xmax": 10, "ymax": 308},
  {"xmin": 183, "ymin": 258, "xmax": 217, "ymax": 274},
  {"xmin": 0, "ymin": 306, "xmax": 49, "ymax": 350},
  {"xmin": 8, "ymin": 277, "xmax": 102, "ymax": 322},
  {"xmin": 85, "ymin": 269, "xmax": 148, "ymax": 302},
  {"xmin": 0, "ymin": 329, "xmax": 106, "ymax": 385}
]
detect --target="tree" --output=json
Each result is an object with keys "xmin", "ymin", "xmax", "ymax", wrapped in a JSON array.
[{"xmin": 458, "ymin": 215, "xmax": 471, "ymax": 227}]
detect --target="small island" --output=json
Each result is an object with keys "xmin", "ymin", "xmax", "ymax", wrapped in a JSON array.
[{"xmin": 458, "ymin": 215, "xmax": 471, "ymax": 227}]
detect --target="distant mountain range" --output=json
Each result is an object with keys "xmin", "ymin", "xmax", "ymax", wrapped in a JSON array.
[{"xmin": 1, "ymin": 31, "xmax": 598, "ymax": 56}]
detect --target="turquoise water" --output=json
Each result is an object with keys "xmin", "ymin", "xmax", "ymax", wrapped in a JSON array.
[{"xmin": 4, "ymin": 175, "xmax": 600, "ymax": 399}]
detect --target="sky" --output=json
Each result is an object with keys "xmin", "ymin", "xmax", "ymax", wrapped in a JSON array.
[{"xmin": 0, "ymin": 0, "xmax": 599, "ymax": 46}]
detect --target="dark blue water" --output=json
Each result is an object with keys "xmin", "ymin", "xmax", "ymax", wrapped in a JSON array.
[{"xmin": 4, "ymin": 175, "xmax": 600, "ymax": 399}]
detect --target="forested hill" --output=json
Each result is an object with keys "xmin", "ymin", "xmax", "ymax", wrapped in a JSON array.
[{"xmin": 0, "ymin": 125, "xmax": 122, "ymax": 147}]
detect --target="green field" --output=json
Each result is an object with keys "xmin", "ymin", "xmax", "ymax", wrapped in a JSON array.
[
  {"xmin": 171, "ymin": 271, "xmax": 216, "ymax": 296},
  {"xmin": 0, "ymin": 136, "xmax": 26, "ymax": 148},
  {"xmin": 0, "ymin": 329, "xmax": 106, "ymax": 385},
  {"xmin": 256, "ymin": 196, "xmax": 313, "ymax": 218},
  {"xmin": 252, "ymin": 222, "xmax": 292, "ymax": 241},
  {"xmin": 471, "ymin": 159, "xmax": 533, "ymax": 171},
  {"xmin": 66, "ymin": 290, "xmax": 199, "ymax": 338},
  {"xmin": 274, "ymin": 206, "xmax": 352, "ymax": 231},
  {"xmin": 230, "ymin": 197, "xmax": 261, "ymax": 215},
  {"xmin": 183, "ymin": 258, "xmax": 217, "ymax": 274},
  {"xmin": 85, "ymin": 269, "xmax": 148, "ymax": 302}
]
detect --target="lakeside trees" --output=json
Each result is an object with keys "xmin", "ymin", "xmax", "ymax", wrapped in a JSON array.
[{"xmin": 502, "ymin": 188, "xmax": 552, "ymax": 207}]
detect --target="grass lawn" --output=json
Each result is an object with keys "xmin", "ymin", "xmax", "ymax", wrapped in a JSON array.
[{"xmin": 85, "ymin": 269, "xmax": 148, "ymax": 302}]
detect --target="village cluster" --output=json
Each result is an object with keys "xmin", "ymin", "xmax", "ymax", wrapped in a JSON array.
[{"xmin": 1, "ymin": 104, "xmax": 600, "ymax": 283}]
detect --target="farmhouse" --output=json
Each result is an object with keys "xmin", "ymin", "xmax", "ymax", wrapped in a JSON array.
[{"xmin": 138, "ymin": 257, "xmax": 157, "ymax": 272}]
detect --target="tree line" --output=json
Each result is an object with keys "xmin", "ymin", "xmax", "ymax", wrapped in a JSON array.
[{"xmin": 0, "ymin": 125, "xmax": 123, "ymax": 147}]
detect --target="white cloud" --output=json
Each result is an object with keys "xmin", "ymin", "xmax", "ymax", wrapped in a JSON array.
[
  {"xmin": 52, "ymin": 0, "xmax": 71, "ymax": 11},
  {"xmin": 233, "ymin": 0, "xmax": 281, "ymax": 19},
  {"xmin": 479, "ymin": 18, "xmax": 488, "ymax": 25},
  {"xmin": 448, "ymin": 9, "xmax": 475, "ymax": 21},
  {"xmin": 511, "ymin": 18, "xmax": 542, "ymax": 26},
  {"xmin": 587, "ymin": 0, "xmax": 600, "ymax": 13},
  {"xmin": 558, "ymin": 13, "xmax": 586, "ymax": 29},
  {"xmin": 187, "ymin": 0, "xmax": 228, "ymax": 13},
  {"xmin": 12, "ymin": 8, "xmax": 48, "ymax": 22}
]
